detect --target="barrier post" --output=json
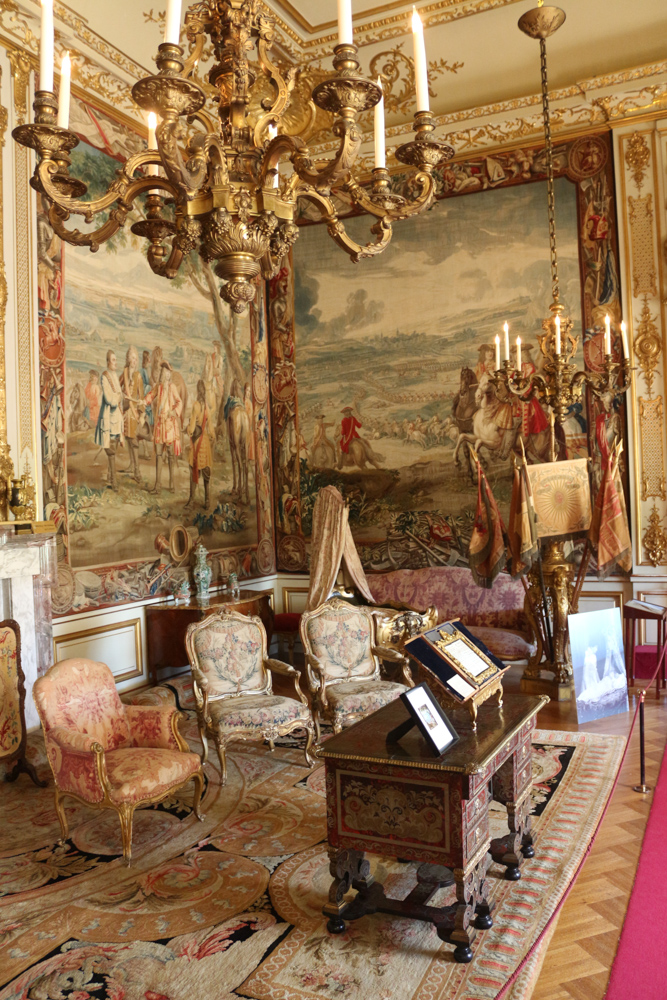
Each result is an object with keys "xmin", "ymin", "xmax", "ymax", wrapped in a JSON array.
[{"xmin": 633, "ymin": 690, "xmax": 651, "ymax": 794}]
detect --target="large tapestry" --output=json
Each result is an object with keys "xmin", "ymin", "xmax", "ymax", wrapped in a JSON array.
[
  {"xmin": 268, "ymin": 133, "xmax": 627, "ymax": 574},
  {"xmin": 38, "ymin": 99, "xmax": 274, "ymax": 616}
]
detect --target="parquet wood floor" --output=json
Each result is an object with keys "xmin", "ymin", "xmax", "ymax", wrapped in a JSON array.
[{"xmin": 501, "ymin": 665, "xmax": 667, "ymax": 1000}]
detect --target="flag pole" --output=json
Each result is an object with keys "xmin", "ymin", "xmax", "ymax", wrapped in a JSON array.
[{"xmin": 521, "ymin": 440, "xmax": 554, "ymax": 664}]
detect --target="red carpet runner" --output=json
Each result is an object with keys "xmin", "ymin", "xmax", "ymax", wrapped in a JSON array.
[{"xmin": 605, "ymin": 740, "xmax": 667, "ymax": 999}]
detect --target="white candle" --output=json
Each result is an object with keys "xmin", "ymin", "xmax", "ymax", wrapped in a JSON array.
[
  {"xmin": 337, "ymin": 0, "xmax": 353, "ymax": 45},
  {"xmin": 268, "ymin": 124, "xmax": 279, "ymax": 188},
  {"xmin": 147, "ymin": 112, "xmax": 159, "ymax": 177},
  {"xmin": 164, "ymin": 0, "xmax": 182, "ymax": 45},
  {"xmin": 374, "ymin": 77, "xmax": 386, "ymax": 170},
  {"xmin": 411, "ymin": 7, "xmax": 429, "ymax": 112},
  {"xmin": 605, "ymin": 314, "xmax": 611, "ymax": 356},
  {"xmin": 40, "ymin": 0, "xmax": 54, "ymax": 92},
  {"xmin": 554, "ymin": 314, "xmax": 561, "ymax": 355},
  {"xmin": 495, "ymin": 335, "xmax": 500, "ymax": 372},
  {"xmin": 57, "ymin": 51, "xmax": 71, "ymax": 129},
  {"xmin": 516, "ymin": 336, "xmax": 522, "ymax": 371},
  {"xmin": 621, "ymin": 321, "xmax": 629, "ymax": 358},
  {"xmin": 503, "ymin": 321, "xmax": 510, "ymax": 362}
]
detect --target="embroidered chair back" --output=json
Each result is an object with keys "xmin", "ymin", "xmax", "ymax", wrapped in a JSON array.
[
  {"xmin": 33, "ymin": 658, "xmax": 131, "ymax": 751},
  {"xmin": 185, "ymin": 609, "xmax": 271, "ymax": 702},
  {"xmin": 0, "ymin": 621, "xmax": 22, "ymax": 761},
  {"xmin": 300, "ymin": 598, "xmax": 379, "ymax": 684}
]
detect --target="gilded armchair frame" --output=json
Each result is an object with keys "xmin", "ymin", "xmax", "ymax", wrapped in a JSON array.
[
  {"xmin": 300, "ymin": 597, "xmax": 413, "ymax": 741},
  {"xmin": 43, "ymin": 710, "xmax": 205, "ymax": 866},
  {"xmin": 185, "ymin": 608, "xmax": 315, "ymax": 784}
]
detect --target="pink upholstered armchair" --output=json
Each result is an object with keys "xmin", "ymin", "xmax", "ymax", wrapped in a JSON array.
[{"xmin": 33, "ymin": 658, "xmax": 205, "ymax": 865}]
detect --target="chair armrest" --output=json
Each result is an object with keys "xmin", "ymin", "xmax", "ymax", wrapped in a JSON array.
[
  {"xmin": 125, "ymin": 704, "xmax": 186, "ymax": 752},
  {"xmin": 45, "ymin": 727, "xmax": 107, "ymax": 803},
  {"xmin": 372, "ymin": 646, "xmax": 414, "ymax": 688},
  {"xmin": 266, "ymin": 658, "xmax": 309, "ymax": 706}
]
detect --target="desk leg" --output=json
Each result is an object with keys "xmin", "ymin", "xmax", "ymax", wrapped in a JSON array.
[
  {"xmin": 323, "ymin": 847, "xmax": 373, "ymax": 934},
  {"xmin": 447, "ymin": 851, "xmax": 491, "ymax": 963},
  {"xmin": 491, "ymin": 755, "xmax": 533, "ymax": 881}
]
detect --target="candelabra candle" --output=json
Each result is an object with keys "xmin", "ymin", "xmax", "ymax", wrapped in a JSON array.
[
  {"xmin": 503, "ymin": 321, "xmax": 510, "ymax": 362},
  {"xmin": 57, "ymin": 52, "xmax": 71, "ymax": 129},
  {"xmin": 165, "ymin": 0, "xmax": 182, "ymax": 45},
  {"xmin": 411, "ymin": 8, "xmax": 430, "ymax": 112},
  {"xmin": 495, "ymin": 335, "xmax": 501, "ymax": 371},
  {"xmin": 554, "ymin": 314, "xmax": 561, "ymax": 355},
  {"xmin": 338, "ymin": 0, "xmax": 353, "ymax": 44},
  {"xmin": 40, "ymin": 0, "xmax": 54, "ymax": 93},
  {"xmin": 516, "ymin": 336, "xmax": 522, "ymax": 370},
  {"xmin": 268, "ymin": 124, "xmax": 279, "ymax": 188},
  {"xmin": 147, "ymin": 112, "xmax": 159, "ymax": 177},
  {"xmin": 621, "ymin": 321, "xmax": 629, "ymax": 358},
  {"xmin": 374, "ymin": 77, "xmax": 386, "ymax": 169},
  {"xmin": 604, "ymin": 314, "xmax": 612, "ymax": 356}
]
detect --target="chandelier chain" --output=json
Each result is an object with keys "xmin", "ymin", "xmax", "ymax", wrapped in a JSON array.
[{"xmin": 540, "ymin": 36, "xmax": 559, "ymax": 304}]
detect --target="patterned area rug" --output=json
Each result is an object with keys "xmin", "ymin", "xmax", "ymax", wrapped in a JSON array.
[{"xmin": 0, "ymin": 714, "xmax": 624, "ymax": 1000}]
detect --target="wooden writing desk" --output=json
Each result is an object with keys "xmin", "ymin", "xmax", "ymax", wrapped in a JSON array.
[
  {"xmin": 318, "ymin": 692, "xmax": 548, "ymax": 963},
  {"xmin": 146, "ymin": 589, "xmax": 274, "ymax": 685},
  {"xmin": 623, "ymin": 599, "xmax": 667, "ymax": 696}
]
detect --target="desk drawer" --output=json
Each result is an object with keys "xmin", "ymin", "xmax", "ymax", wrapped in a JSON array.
[{"xmin": 466, "ymin": 810, "xmax": 489, "ymax": 859}]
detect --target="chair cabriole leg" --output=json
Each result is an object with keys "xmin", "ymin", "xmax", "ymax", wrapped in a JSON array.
[
  {"xmin": 54, "ymin": 788, "xmax": 69, "ymax": 844},
  {"xmin": 192, "ymin": 769, "xmax": 206, "ymax": 821}
]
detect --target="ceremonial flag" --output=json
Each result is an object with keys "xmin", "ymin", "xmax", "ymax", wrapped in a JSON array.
[
  {"xmin": 468, "ymin": 457, "xmax": 507, "ymax": 589},
  {"xmin": 507, "ymin": 460, "xmax": 539, "ymax": 577},
  {"xmin": 588, "ymin": 445, "xmax": 631, "ymax": 578}
]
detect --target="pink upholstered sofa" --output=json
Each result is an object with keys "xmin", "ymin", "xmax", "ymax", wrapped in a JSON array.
[{"xmin": 368, "ymin": 566, "xmax": 535, "ymax": 661}]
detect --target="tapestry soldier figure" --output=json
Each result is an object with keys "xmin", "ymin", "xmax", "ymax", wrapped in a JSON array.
[
  {"xmin": 94, "ymin": 350, "xmax": 124, "ymax": 491},
  {"xmin": 121, "ymin": 346, "xmax": 144, "ymax": 484},
  {"xmin": 185, "ymin": 379, "xmax": 215, "ymax": 510},
  {"xmin": 143, "ymin": 361, "xmax": 183, "ymax": 494}
]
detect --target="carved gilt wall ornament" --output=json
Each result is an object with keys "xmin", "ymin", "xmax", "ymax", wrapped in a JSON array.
[
  {"xmin": 639, "ymin": 396, "xmax": 666, "ymax": 502},
  {"xmin": 0, "ymin": 67, "xmax": 13, "ymax": 519},
  {"xmin": 643, "ymin": 505, "xmax": 667, "ymax": 567},
  {"xmin": 7, "ymin": 46, "xmax": 30, "ymax": 124},
  {"xmin": 634, "ymin": 295, "xmax": 662, "ymax": 398},
  {"xmin": 628, "ymin": 195, "xmax": 658, "ymax": 299},
  {"xmin": 625, "ymin": 130, "xmax": 651, "ymax": 190}
]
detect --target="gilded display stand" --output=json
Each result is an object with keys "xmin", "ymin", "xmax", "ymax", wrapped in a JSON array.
[{"xmin": 520, "ymin": 540, "xmax": 576, "ymax": 701}]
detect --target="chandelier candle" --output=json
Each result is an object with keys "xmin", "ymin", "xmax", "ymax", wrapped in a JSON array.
[
  {"xmin": 268, "ymin": 124, "xmax": 279, "ymax": 187},
  {"xmin": 605, "ymin": 314, "xmax": 612, "ymax": 356},
  {"xmin": 412, "ymin": 8, "xmax": 430, "ymax": 111},
  {"xmin": 374, "ymin": 78, "xmax": 386, "ymax": 169},
  {"xmin": 516, "ymin": 336, "xmax": 522, "ymax": 370},
  {"xmin": 165, "ymin": 0, "xmax": 182, "ymax": 44},
  {"xmin": 554, "ymin": 313, "xmax": 561, "ymax": 354},
  {"xmin": 338, "ymin": 0, "xmax": 353, "ymax": 44},
  {"xmin": 503, "ymin": 321, "xmax": 510, "ymax": 362},
  {"xmin": 621, "ymin": 321, "xmax": 629, "ymax": 357},
  {"xmin": 57, "ymin": 52, "xmax": 71, "ymax": 129},
  {"xmin": 495, "ymin": 335, "xmax": 501, "ymax": 371},
  {"xmin": 40, "ymin": 0, "xmax": 54, "ymax": 92}
]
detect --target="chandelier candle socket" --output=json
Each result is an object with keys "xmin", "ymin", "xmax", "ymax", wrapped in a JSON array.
[
  {"xmin": 17, "ymin": 0, "xmax": 453, "ymax": 313},
  {"xmin": 412, "ymin": 7, "xmax": 430, "ymax": 111},
  {"xmin": 374, "ymin": 77, "xmax": 386, "ymax": 169},
  {"xmin": 338, "ymin": 0, "xmax": 353, "ymax": 44},
  {"xmin": 165, "ymin": 0, "xmax": 183, "ymax": 45},
  {"xmin": 40, "ymin": 0, "xmax": 54, "ymax": 92},
  {"xmin": 57, "ymin": 52, "xmax": 71, "ymax": 129}
]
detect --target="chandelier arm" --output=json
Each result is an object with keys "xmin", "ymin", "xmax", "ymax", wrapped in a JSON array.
[
  {"xmin": 258, "ymin": 134, "xmax": 305, "ymax": 188},
  {"xmin": 147, "ymin": 244, "xmax": 184, "ymax": 280},
  {"xmin": 156, "ymin": 117, "xmax": 208, "ymax": 200},
  {"xmin": 291, "ymin": 122, "xmax": 361, "ymax": 192},
  {"xmin": 49, "ymin": 203, "xmax": 127, "ymax": 252},
  {"xmin": 342, "ymin": 170, "xmax": 436, "ymax": 221},
  {"xmin": 182, "ymin": 31, "xmax": 207, "ymax": 78},
  {"xmin": 297, "ymin": 184, "xmax": 393, "ymax": 262},
  {"xmin": 253, "ymin": 37, "xmax": 296, "ymax": 148}
]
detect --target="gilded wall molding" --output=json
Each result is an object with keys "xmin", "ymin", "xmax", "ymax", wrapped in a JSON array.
[
  {"xmin": 0, "ymin": 63, "xmax": 12, "ymax": 518},
  {"xmin": 617, "ymin": 126, "xmax": 667, "ymax": 567}
]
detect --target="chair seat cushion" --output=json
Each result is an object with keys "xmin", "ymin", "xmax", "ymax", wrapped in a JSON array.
[
  {"xmin": 327, "ymin": 680, "xmax": 408, "ymax": 717},
  {"xmin": 466, "ymin": 625, "xmax": 535, "ymax": 661},
  {"xmin": 273, "ymin": 612, "xmax": 302, "ymax": 633},
  {"xmin": 105, "ymin": 748, "xmax": 201, "ymax": 806},
  {"xmin": 208, "ymin": 694, "xmax": 311, "ymax": 732}
]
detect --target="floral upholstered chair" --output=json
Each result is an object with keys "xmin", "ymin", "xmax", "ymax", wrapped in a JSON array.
[
  {"xmin": 185, "ymin": 609, "xmax": 315, "ymax": 784},
  {"xmin": 33, "ymin": 658, "xmax": 205, "ymax": 865},
  {"xmin": 300, "ymin": 597, "xmax": 413, "ymax": 741}
]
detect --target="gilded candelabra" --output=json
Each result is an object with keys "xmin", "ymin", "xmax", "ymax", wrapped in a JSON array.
[
  {"xmin": 490, "ymin": 5, "xmax": 632, "ymax": 699},
  {"xmin": 12, "ymin": 1, "xmax": 454, "ymax": 314}
]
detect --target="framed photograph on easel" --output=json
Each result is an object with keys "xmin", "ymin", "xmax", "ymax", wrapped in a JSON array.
[{"xmin": 387, "ymin": 682, "xmax": 459, "ymax": 757}]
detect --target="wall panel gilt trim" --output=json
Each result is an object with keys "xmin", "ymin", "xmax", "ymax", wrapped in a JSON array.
[
  {"xmin": 618, "ymin": 126, "xmax": 667, "ymax": 567},
  {"xmin": 53, "ymin": 618, "xmax": 142, "ymax": 683}
]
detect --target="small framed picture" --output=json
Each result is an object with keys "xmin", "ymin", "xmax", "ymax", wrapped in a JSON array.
[{"xmin": 399, "ymin": 682, "xmax": 459, "ymax": 756}]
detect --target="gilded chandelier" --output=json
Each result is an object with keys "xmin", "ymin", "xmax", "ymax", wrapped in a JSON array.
[
  {"xmin": 13, "ymin": 0, "xmax": 455, "ymax": 313},
  {"xmin": 490, "ymin": 4, "xmax": 631, "ymax": 416}
]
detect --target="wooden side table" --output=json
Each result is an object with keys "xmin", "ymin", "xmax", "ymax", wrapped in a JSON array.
[
  {"xmin": 623, "ymin": 599, "xmax": 667, "ymax": 697},
  {"xmin": 146, "ymin": 589, "xmax": 274, "ymax": 685},
  {"xmin": 317, "ymin": 693, "xmax": 548, "ymax": 963}
]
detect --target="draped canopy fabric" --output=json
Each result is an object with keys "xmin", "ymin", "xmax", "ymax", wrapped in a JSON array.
[{"xmin": 305, "ymin": 486, "xmax": 375, "ymax": 611}]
